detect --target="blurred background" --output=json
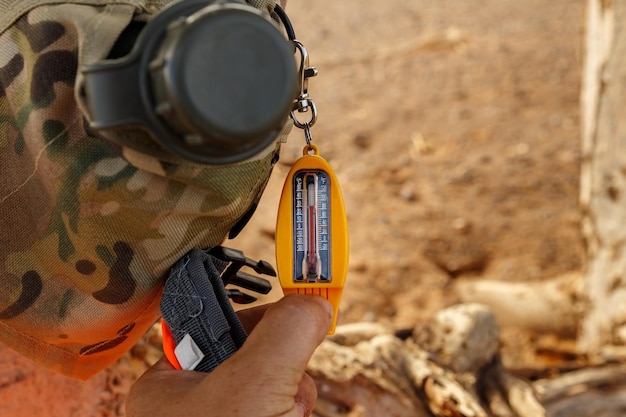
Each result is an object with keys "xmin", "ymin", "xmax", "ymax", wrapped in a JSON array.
[
  {"xmin": 0, "ymin": 0, "xmax": 585, "ymax": 415},
  {"xmin": 235, "ymin": 0, "xmax": 584, "ymax": 342}
]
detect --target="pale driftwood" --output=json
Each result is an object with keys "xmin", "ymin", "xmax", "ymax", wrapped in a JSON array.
[
  {"xmin": 308, "ymin": 304, "xmax": 545, "ymax": 417},
  {"xmin": 454, "ymin": 273, "xmax": 582, "ymax": 337},
  {"xmin": 534, "ymin": 363, "xmax": 626, "ymax": 417},
  {"xmin": 579, "ymin": 0, "xmax": 626, "ymax": 356},
  {"xmin": 311, "ymin": 334, "xmax": 491, "ymax": 417},
  {"xmin": 534, "ymin": 362, "xmax": 626, "ymax": 403},
  {"xmin": 309, "ymin": 303, "xmax": 626, "ymax": 416},
  {"xmin": 543, "ymin": 388, "xmax": 626, "ymax": 417},
  {"xmin": 414, "ymin": 303, "xmax": 500, "ymax": 373},
  {"xmin": 310, "ymin": 334, "xmax": 430, "ymax": 417},
  {"xmin": 479, "ymin": 358, "xmax": 546, "ymax": 417}
]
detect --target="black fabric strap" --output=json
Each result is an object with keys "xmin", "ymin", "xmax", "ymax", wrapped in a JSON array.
[{"xmin": 160, "ymin": 248, "xmax": 247, "ymax": 372}]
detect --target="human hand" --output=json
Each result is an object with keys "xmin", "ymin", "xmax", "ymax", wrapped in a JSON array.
[{"xmin": 126, "ymin": 294, "xmax": 333, "ymax": 417}]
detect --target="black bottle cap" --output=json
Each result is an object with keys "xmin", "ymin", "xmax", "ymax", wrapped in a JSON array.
[{"xmin": 150, "ymin": 3, "xmax": 298, "ymax": 162}]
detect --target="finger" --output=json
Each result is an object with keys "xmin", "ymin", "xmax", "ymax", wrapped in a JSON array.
[
  {"xmin": 136, "ymin": 355, "xmax": 203, "ymax": 384},
  {"xmin": 149, "ymin": 355, "xmax": 176, "ymax": 371},
  {"xmin": 126, "ymin": 357, "xmax": 178, "ymax": 417},
  {"xmin": 238, "ymin": 294, "xmax": 333, "ymax": 380},
  {"xmin": 127, "ymin": 356, "xmax": 205, "ymax": 417},
  {"xmin": 236, "ymin": 303, "xmax": 273, "ymax": 333}
]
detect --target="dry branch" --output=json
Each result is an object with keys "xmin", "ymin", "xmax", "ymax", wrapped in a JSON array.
[
  {"xmin": 308, "ymin": 304, "xmax": 544, "ymax": 417},
  {"xmin": 454, "ymin": 273, "xmax": 582, "ymax": 337},
  {"xmin": 309, "ymin": 302, "xmax": 626, "ymax": 416}
]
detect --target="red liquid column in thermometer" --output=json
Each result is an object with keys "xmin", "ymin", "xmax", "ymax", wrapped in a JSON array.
[{"xmin": 304, "ymin": 174, "xmax": 321, "ymax": 281}]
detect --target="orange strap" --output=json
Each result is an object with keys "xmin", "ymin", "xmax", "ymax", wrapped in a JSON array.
[{"xmin": 161, "ymin": 320, "xmax": 182, "ymax": 370}]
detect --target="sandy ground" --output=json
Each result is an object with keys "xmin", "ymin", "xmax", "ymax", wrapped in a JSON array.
[{"xmin": 0, "ymin": 0, "xmax": 586, "ymax": 415}]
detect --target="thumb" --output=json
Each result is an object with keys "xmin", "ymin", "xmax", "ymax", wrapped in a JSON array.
[{"xmin": 237, "ymin": 294, "xmax": 333, "ymax": 380}]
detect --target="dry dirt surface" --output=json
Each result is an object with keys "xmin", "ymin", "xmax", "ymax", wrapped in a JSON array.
[{"xmin": 0, "ymin": 0, "xmax": 585, "ymax": 415}]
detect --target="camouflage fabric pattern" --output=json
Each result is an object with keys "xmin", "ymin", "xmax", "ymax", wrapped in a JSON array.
[{"xmin": 0, "ymin": 0, "xmax": 288, "ymax": 379}]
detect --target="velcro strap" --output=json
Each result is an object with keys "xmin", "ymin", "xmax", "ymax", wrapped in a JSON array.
[{"xmin": 160, "ymin": 248, "xmax": 247, "ymax": 372}]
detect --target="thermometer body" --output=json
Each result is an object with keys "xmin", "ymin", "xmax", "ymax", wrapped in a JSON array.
[{"xmin": 276, "ymin": 148, "xmax": 349, "ymax": 333}]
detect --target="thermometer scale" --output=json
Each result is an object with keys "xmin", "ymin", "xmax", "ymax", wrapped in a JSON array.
[
  {"xmin": 296, "ymin": 171, "xmax": 328, "ymax": 282},
  {"xmin": 276, "ymin": 145, "xmax": 349, "ymax": 333}
]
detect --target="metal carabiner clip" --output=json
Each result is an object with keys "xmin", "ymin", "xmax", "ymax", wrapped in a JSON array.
[{"xmin": 291, "ymin": 41, "xmax": 318, "ymax": 144}]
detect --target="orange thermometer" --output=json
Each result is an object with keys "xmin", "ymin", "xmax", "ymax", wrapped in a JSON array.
[{"xmin": 276, "ymin": 144, "xmax": 349, "ymax": 334}]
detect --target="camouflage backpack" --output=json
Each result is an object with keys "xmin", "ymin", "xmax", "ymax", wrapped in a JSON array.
[{"xmin": 0, "ymin": 0, "xmax": 289, "ymax": 379}]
